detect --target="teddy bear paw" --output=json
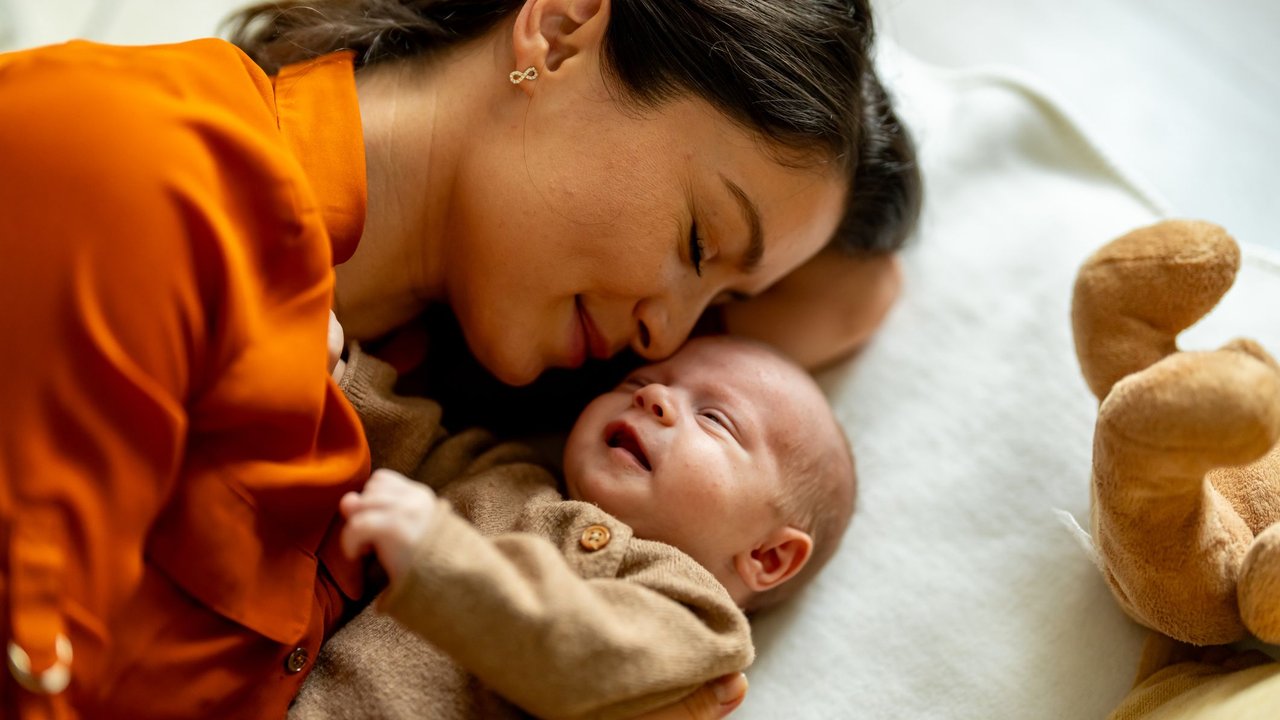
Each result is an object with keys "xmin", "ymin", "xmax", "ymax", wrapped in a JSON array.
[{"xmin": 1240, "ymin": 523, "xmax": 1280, "ymax": 644}]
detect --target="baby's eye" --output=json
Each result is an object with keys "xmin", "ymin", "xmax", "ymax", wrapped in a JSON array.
[
  {"xmin": 699, "ymin": 410, "xmax": 740, "ymax": 444},
  {"xmin": 700, "ymin": 411, "xmax": 727, "ymax": 428},
  {"xmin": 621, "ymin": 376, "xmax": 648, "ymax": 389}
]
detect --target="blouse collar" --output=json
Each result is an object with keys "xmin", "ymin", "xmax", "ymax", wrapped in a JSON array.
[{"xmin": 272, "ymin": 51, "xmax": 367, "ymax": 265}]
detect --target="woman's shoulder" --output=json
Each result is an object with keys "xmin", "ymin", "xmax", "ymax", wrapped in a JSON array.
[
  {"xmin": 0, "ymin": 38, "xmax": 273, "ymax": 119},
  {"xmin": 2, "ymin": 43, "xmax": 244, "ymax": 182},
  {"xmin": 0, "ymin": 38, "xmax": 280, "ymax": 173},
  {"xmin": 0, "ymin": 38, "xmax": 325, "ymax": 257}
]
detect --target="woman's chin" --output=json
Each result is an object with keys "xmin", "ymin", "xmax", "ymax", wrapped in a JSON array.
[
  {"xmin": 475, "ymin": 342, "xmax": 545, "ymax": 387},
  {"xmin": 494, "ymin": 365, "xmax": 541, "ymax": 387}
]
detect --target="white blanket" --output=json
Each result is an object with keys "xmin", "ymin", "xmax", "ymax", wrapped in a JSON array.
[{"xmin": 742, "ymin": 45, "xmax": 1280, "ymax": 720}]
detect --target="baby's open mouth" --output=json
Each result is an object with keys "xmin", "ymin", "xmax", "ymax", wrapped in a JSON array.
[{"xmin": 605, "ymin": 422, "xmax": 651, "ymax": 471}]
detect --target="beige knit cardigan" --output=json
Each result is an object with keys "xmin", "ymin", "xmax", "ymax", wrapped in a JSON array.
[{"xmin": 290, "ymin": 347, "xmax": 752, "ymax": 720}]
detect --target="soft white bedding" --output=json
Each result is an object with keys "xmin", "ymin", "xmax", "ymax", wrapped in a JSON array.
[{"xmin": 742, "ymin": 45, "xmax": 1280, "ymax": 720}]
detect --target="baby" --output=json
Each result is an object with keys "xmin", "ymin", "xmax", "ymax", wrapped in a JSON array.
[{"xmin": 292, "ymin": 336, "xmax": 856, "ymax": 720}]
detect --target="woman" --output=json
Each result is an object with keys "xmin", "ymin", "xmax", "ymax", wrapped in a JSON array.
[{"xmin": 0, "ymin": 0, "xmax": 919, "ymax": 717}]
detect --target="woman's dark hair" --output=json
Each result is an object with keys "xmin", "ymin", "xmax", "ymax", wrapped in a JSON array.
[{"xmin": 225, "ymin": 0, "xmax": 921, "ymax": 256}]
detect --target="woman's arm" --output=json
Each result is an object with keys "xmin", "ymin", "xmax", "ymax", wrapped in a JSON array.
[{"xmin": 720, "ymin": 249, "xmax": 903, "ymax": 370}]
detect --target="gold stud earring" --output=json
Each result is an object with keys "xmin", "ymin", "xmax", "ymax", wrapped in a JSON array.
[{"xmin": 509, "ymin": 66, "xmax": 538, "ymax": 84}]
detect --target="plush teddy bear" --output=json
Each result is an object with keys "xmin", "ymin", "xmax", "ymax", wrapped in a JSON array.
[{"xmin": 1071, "ymin": 218, "xmax": 1280, "ymax": 646}]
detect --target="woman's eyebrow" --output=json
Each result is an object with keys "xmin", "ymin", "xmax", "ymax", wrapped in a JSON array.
[{"xmin": 720, "ymin": 173, "xmax": 764, "ymax": 273}]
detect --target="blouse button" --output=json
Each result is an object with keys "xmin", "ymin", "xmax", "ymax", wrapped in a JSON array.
[
  {"xmin": 284, "ymin": 647, "xmax": 309, "ymax": 674},
  {"xmin": 580, "ymin": 524, "xmax": 611, "ymax": 551}
]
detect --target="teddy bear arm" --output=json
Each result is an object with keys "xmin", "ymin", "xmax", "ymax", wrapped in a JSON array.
[
  {"xmin": 1071, "ymin": 220, "xmax": 1240, "ymax": 399},
  {"xmin": 1072, "ymin": 314, "xmax": 1176, "ymax": 401}
]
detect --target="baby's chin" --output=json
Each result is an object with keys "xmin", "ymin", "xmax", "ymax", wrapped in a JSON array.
[
  {"xmin": 563, "ymin": 469, "xmax": 634, "ymax": 524},
  {"xmin": 562, "ymin": 469, "xmax": 585, "ymax": 503},
  {"xmin": 561, "ymin": 465, "xmax": 602, "ymax": 507}
]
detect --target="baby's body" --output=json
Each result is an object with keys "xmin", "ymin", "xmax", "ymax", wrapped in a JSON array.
[{"xmin": 291, "ymin": 337, "xmax": 854, "ymax": 720}]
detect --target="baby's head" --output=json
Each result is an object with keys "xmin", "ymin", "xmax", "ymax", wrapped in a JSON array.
[{"xmin": 563, "ymin": 336, "xmax": 855, "ymax": 611}]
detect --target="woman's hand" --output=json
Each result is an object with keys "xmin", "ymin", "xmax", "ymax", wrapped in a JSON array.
[
  {"xmin": 721, "ymin": 249, "xmax": 902, "ymax": 371},
  {"xmin": 631, "ymin": 674, "xmax": 748, "ymax": 720},
  {"xmin": 339, "ymin": 469, "xmax": 438, "ymax": 583}
]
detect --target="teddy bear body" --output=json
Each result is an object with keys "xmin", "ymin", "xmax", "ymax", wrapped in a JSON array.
[{"xmin": 1072, "ymin": 220, "xmax": 1280, "ymax": 646}]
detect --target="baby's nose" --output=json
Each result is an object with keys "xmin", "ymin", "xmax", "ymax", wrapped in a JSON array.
[
  {"xmin": 633, "ymin": 386, "xmax": 676, "ymax": 424},
  {"xmin": 634, "ymin": 393, "xmax": 663, "ymax": 418}
]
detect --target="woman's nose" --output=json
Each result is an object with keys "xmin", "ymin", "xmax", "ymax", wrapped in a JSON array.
[
  {"xmin": 630, "ymin": 298, "xmax": 699, "ymax": 362},
  {"xmin": 634, "ymin": 385, "xmax": 677, "ymax": 426}
]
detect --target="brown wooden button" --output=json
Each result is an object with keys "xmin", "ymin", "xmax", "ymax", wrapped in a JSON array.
[
  {"xmin": 579, "ymin": 524, "xmax": 611, "ymax": 551},
  {"xmin": 284, "ymin": 647, "xmax": 309, "ymax": 674}
]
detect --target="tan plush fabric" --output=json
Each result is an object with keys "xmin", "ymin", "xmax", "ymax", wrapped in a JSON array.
[{"xmin": 291, "ymin": 347, "xmax": 752, "ymax": 720}]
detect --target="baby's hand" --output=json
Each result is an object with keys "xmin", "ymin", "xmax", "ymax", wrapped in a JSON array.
[
  {"xmin": 340, "ymin": 469, "xmax": 437, "ymax": 584},
  {"xmin": 328, "ymin": 310, "xmax": 346, "ymax": 381}
]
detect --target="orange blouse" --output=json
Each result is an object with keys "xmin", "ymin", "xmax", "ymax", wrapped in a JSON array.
[{"xmin": 0, "ymin": 39, "xmax": 372, "ymax": 718}]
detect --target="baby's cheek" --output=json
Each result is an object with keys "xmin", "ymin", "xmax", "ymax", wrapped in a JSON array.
[{"xmin": 663, "ymin": 456, "xmax": 725, "ymax": 511}]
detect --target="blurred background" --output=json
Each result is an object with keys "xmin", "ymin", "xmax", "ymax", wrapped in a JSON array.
[{"xmin": 1, "ymin": 0, "xmax": 1276, "ymax": 250}]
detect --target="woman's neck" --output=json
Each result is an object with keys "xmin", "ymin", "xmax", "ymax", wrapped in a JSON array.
[{"xmin": 336, "ymin": 28, "xmax": 511, "ymax": 340}]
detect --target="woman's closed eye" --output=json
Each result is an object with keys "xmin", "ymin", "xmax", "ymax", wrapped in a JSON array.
[{"xmin": 688, "ymin": 221, "xmax": 706, "ymax": 277}]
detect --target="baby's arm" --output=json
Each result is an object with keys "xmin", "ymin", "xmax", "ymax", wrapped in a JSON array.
[{"xmin": 339, "ymin": 471, "xmax": 752, "ymax": 720}]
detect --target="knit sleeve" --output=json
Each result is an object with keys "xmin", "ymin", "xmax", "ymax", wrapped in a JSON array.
[
  {"xmin": 340, "ymin": 346, "xmax": 554, "ymax": 499},
  {"xmin": 339, "ymin": 344, "xmax": 451, "ymax": 479},
  {"xmin": 379, "ymin": 503, "xmax": 754, "ymax": 720}
]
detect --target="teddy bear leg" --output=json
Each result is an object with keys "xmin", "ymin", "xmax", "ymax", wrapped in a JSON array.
[{"xmin": 1092, "ymin": 345, "xmax": 1280, "ymax": 645}]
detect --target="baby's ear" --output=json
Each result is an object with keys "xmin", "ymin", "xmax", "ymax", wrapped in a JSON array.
[{"xmin": 734, "ymin": 527, "xmax": 813, "ymax": 593}]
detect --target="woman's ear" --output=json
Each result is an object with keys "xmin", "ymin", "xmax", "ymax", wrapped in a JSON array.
[
  {"xmin": 733, "ymin": 527, "xmax": 814, "ymax": 593},
  {"xmin": 511, "ymin": 0, "xmax": 608, "ymax": 92}
]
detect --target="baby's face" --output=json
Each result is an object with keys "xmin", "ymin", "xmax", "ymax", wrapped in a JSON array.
[{"xmin": 563, "ymin": 337, "xmax": 829, "ymax": 584}]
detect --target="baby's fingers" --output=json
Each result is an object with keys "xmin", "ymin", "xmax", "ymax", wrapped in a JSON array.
[
  {"xmin": 327, "ymin": 310, "xmax": 345, "ymax": 378},
  {"xmin": 340, "ymin": 507, "xmax": 391, "ymax": 560},
  {"xmin": 363, "ymin": 468, "xmax": 416, "ymax": 501},
  {"xmin": 342, "ymin": 470, "xmax": 414, "ymax": 516},
  {"xmin": 339, "ymin": 490, "xmax": 364, "ymax": 519},
  {"xmin": 338, "ymin": 469, "xmax": 437, "ymax": 579}
]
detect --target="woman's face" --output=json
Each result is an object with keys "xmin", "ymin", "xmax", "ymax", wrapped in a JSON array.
[{"xmin": 443, "ymin": 68, "xmax": 848, "ymax": 386}]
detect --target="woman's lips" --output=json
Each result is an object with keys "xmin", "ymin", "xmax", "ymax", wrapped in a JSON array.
[
  {"xmin": 576, "ymin": 297, "xmax": 611, "ymax": 361},
  {"xmin": 569, "ymin": 299, "xmax": 589, "ymax": 368}
]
